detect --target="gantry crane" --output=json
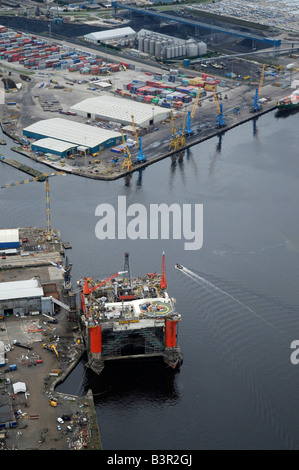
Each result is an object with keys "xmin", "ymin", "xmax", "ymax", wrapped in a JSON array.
[
  {"xmin": 121, "ymin": 130, "xmax": 133, "ymax": 171},
  {"xmin": 213, "ymin": 86, "xmax": 225, "ymax": 128},
  {"xmin": 185, "ymin": 86, "xmax": 200, "ymax": 135},
  {"xmin": 252, "ymin": 64, "xmax": 265, "ymax": 112},
  {"xmin": 169, "ymin": 111, "xmax": 180, "ymax": 151},
  {"xmin": 131, "ymin": 114, "xmax": 146, "ymax": 163},
  {"xmin": 0, "ymin": 169, "xmax": 65, "ymax": 240}
]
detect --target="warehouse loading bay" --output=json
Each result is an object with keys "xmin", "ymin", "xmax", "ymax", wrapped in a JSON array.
[{"xmin": 0, "ymin": 25, "xmax": 298, "ymax": 179}]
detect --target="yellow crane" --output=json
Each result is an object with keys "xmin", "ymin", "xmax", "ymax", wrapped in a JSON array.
[
  {"xmin": 252, "ymin": 64, "xmax": 266, "ymax": 111},
  {"xmin": 121, "ymin": 130, "xmax": 133, "ymax": 171},
  {"xmin": 169, "ymin": 111, "xmax": 180, "ymax": 151},
  {"xmin": 184, "ymin": 87, "xmax": 201, "ymax": 136},
  {"xmin": 258, "ymin": 64, "xmax": 266, "ymax": 96},
  {"xmin": 0, "ymin": 170, "xmax": 65, "ymax": 240},
  {"xmin": 131, "ymin": 115, "xmax": 146, "ymax": 162},
  {"xmin": 178, "ymin": 110, "xmax": 187, "ymax": 148},
  {"xmin": 213, "ymin": 86, "xmax": 225, "ymax": 127}
]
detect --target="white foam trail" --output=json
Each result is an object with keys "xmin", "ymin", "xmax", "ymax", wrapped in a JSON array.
[{"xmin": 180, "ymin": 266, "xmax": 285, "ymax": 335}]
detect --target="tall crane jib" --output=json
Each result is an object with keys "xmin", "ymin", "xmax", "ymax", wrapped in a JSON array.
[
  {"xmin": 131, "ymin": 115, "xmax": 146, "ymax": 163},
  {"xmin": 0, "ymin": 169, "xmax": 65, "ymax": 240},
  {"xmin": 169, "ymin": 111, "xmax": 180, "ymax": 151},
  {"xmin": 252, "ymin": 64, "xmax": 265, "ymax": 112},
  {"xmin": 121, "ymin": 130, "xmax": 133, "ymax": 171},
  {"xmin": 185, "ymin": 86, "xmax": 200, "ymax": 136}
]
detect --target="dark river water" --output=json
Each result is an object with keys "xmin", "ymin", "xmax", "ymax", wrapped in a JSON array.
[{"xmin": 0, "ymin": 108, "xmax": 298, "ymax": 450}]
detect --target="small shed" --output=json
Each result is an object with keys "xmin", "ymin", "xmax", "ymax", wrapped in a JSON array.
[{"xmin": 0, "ymin": 229, "xmax": 19, "ymax": 249}]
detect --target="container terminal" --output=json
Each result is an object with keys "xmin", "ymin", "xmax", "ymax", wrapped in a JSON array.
[
  {"xmin": 79, "ymin": 252, "xmax": 183, "ymax": 375},
  {"xmin": 0, "ymin": 17, "xmax": 298, "ymax": 180}
]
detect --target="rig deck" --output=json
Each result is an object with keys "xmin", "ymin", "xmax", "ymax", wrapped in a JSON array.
[{"xmin": 79, "ymin": 253, "xmax": 183, "ymax": 375}]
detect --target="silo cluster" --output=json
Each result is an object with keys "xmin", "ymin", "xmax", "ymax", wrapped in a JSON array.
[{"xmin": 137, "ymin": 30, "xmax": 207, "ymax": 60}]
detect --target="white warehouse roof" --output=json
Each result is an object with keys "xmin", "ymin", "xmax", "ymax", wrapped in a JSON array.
[
  {"xmin": 0, "ymin": 228, "xmax": 19, "ymax": 244},
  {"xmin": 0, "ymin": 278, "xmax": 44, "ymax": 302},
  {"xmin": 23, "ymin": 118, "xmax": 122, "ymax": 150},
  {"xmin": 69, "ymin": 96, "xmax": 169, "ymax": 127},
  {"xmin": 84, "ymin": 27, "xmax": 136, "ymax": 42},
  {"xmin": 33, "ymin": 138, "xmax": 77, "ymax": 153}
]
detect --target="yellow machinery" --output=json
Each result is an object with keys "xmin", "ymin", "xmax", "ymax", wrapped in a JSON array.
[
  {"xmin": 0, "ymin": 170, "xmax": 65, "ymax": 240},
  {"xmin": 169, "ymin": 111, "xmax": 180, "ymax": 151},
  {"xmin": 43, "ymin": 343, "xmax": 59, "ymax": 357},
  {"xmin": 121, "ymin": 130, "xmax": 133, "ymax": 171},
  {"xmin": 258, "ymin": 64, "xmax": 266, "ymax": 96}
]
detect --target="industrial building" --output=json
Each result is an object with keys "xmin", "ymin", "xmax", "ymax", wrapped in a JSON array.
[
  {"xmin": 31, "ymin": 138, "xmax": 78, "ymax": 159},
  {"xmin": 69, "ymin": 95, "xmax": 170, "ymax": 127},
  {"xmin": 137, "ymin": 29, "xmax": 207, "ymax": 60},
  {"xmin": 0, "ymin": 278, "xmax": 44, "ymax": 317},
  {"xmin": 84, "ymin": 27, "xmax": 137, "ymax": 46},
  {"xmin": 0, "ymin": 277, "xmax": 69, "ymax": 318},
  {"xmin": 23, "ymin": 118, "xmax": 123, "ymax": 155},
  {"xmin": 0, "ymin": 229, "xmax": 20, "ymax": 249}
]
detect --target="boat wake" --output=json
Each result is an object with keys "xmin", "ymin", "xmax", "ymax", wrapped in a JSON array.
[{"xmin": 175, "ymin": 264, "xmax": 284, "ymax": 335}]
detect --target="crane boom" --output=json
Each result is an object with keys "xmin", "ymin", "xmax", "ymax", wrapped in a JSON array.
[
  {"xmin": 87, "ymin": 271, "xmax": 127, "ymax": 293},
  {"xmin": 191, "ymin": 87, "xmax": 200, "ymax": 119},
  {"xmin": 121, "ymin": 130, "xmax": 133, "ymax": 171},
  {"xmin": 258, "ymin": 64, "xmax": 265, "ymax": 95},
  {"xmin": 131, "ymin": 115, "xmax": 146, "ymax": 162},
  {"xmin": 131, "ymin": 115, "xmax": 140, "ymax": 149}
]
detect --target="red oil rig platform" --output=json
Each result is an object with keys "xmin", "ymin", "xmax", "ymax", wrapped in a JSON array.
[{"xmin": 79, "ymin": 252, "xmax": 183, "ymax": 375}]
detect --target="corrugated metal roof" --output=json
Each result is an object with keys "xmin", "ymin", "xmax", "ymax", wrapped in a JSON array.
[
  {"xmin": 70, "ymin": 96, "xmax": 168, "ymax": 127},
  {"xmin": 33, "ymin": 138, "xmax": 77, "ymax": 153},
  {"xmin": 23, "ymin": 118, "xmax": 122, "ymax": 149},
  {"xmin": 0, "ymin": 228, "xmax": 19, "ymax": 244},
  {"xmin": 0, "ymin": 278, "xmax": 44, "ymax": 301},
  {"xmin": 84, "ymin": 27, "xmax": 136, "ymax": 42}
]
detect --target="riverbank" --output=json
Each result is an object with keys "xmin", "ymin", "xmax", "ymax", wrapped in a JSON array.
[{"xmin": 1, "ymin": 97, "xmax": 280, "ymax": 182}]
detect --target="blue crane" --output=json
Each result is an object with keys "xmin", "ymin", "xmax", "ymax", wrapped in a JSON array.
[
  {"xmin": 251, "ymin": 64, "xmax": 265, "ymax": 112},
  {"xmin": 213, "ymin": 87, "xmax": 225, "ymax": 127},
  {"xmin": 131, "ymin": 115, "xmax": 146, "ymax": 163}
]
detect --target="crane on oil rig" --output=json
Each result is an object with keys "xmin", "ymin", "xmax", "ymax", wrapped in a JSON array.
[
  {"xmin": 185, "ymin": 86, "xmax": 201, "ymax": 136},
  {"xmin": 83, "ymin": 271, "xmax": 128, "ymax": 295},
  {"xmin": 169, "ymin": 110, "xmax": 180, "ymax": 151},
  {"xmin": 0, "ymin": 167, "xmax": 65, "ymax": 240},
  {"xmin": 121, "ymin": 130, "xmax": 133, "ymax": 171},
  {"xmin": 131, "ymin": 115, "xmax": 146, "ymax": 163},
  {"xmin": 213, "ymin": 86, "xmax": 225, "ymax": 128},
  {"xmin": 252, "ymin": 64, "xmax": 265, "ymax": 112}
]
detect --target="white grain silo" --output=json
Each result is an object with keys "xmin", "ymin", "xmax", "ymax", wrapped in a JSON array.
[
  {"xmin": 150, "ymin": 39, "xmax": 155, "ymax": 55},
  {"xmin": 138, "ymin": 36, "xmax": 144, "ymax": 52},
  {"xmin": 155, "ymin": 41, "xmax": 162, "ymax": 59},
  {"xmin": 144, "ymin": 37, "xmax": 150, "ymax": 53}
]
